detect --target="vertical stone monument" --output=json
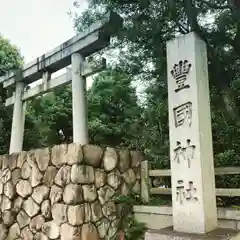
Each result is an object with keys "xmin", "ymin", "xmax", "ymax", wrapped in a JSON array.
[
  {"xmin": 146, "ymin": 32, "xmax": 240, "ymax": 240},
  {"xmin": 145, "ymin": 32, "xmax": 240, "ymax": 240},
  {"xmin": 167, "ymin": 32, "xmax": 217, "ymax": 234}
]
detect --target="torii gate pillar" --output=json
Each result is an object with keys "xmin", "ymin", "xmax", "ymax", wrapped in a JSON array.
[{"xmin": 71, "ymin": 53, "xmax": 88, "ymax": 145}]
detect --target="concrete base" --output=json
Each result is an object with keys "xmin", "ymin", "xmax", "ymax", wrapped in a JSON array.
[{"xmin": 145, "ymin": 227, "xmax": 240, "ymax": 240}]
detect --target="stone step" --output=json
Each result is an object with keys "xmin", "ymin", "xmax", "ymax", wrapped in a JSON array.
[{"xmin": 145, "ymin": 227, "xmax": 240, "ymax": 240}]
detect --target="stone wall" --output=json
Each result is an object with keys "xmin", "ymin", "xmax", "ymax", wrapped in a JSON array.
[{"xmin": 0, "ymin": 143, "xmax": 142, "ymax": 240}]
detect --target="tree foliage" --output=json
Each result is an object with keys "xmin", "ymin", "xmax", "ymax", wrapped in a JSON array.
[
  {"xmin": 71, "ymin": 0, "xmax": 240, "ymax": 201},
  {"xmin": 27, "ymin": 69, "xmax": 141, "ymax": 149},
  {"xmin": 0, "ymin": 36, "xmax": 22, "ymax": 154}
]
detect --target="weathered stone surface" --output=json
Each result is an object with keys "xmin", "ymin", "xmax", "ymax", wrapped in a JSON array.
[
  {"xmin": 60, "ymin": 223, "xmax": 81, "ymax": 240},
  {"xmin": 43, "ymin": 166, "xmax": 58, "ymax": 187},
  {"xmin": 1, "ymin": 155, "xmax": 10, "ymax": 170},
  {"xmin": 54, "ymin": 165, "xmax": 71, "ymax": 187},
  {"xmin": 51, "ymin": 144, "xmax": 67, "ymax": 168},
  {"xmin": 17, "ymin": 151, "xmax": 27, "ymax": 168},
  {"xmin": 97, "ymin": 186, "xmax": 115, "ymax": 205},
  {"xmin": 42, "ymin": 221, "xmax": 60, "ymax": 239},
  {"xmin": 17, "ymin": 210, "xmax": 30, "ymax": 229},
  {"xmin": 8, "ymin": 153, "xmax": 18, "ymax": 170},
  {"xmin": 71, "ymin": 164, "xmax": 94, "ymax": 184},
  {"xmin": 82, "ymin": 185, "xmax": 97, "ymax": 202},
  {"xmin": 132, "ymin": 180, "xmax": 141, "ymax": 193},
  {"xmin": 1, "ymin": 168, "xmax": 11, "ymax": 183},
  {"xmin": 12, "ymin": 168, "xmax": 21, "ymax": 185},
  {"xmin": 52, "ymin": 203, "xmax": 68, "ymax": 224},
  {"xmin": 84, "ymin": 203, "xmax": 91, "ymax": 222},
  {"xmin": 91, "ymin": 201, "xmax": 103, "ymax": 222},
  {"xmin": 2, "ymin": 210, "xmax": 15, "ymax": 226},
  {"xmin": 68, "ymin": 205, "xmax": 85, "ymax": 226},
  {"xmin": 23, "ymin": 197, "xmax": 40, "ymax": 217},
  {"xmin": 67, "ymin": 143, "xmax": 83, "ymax": 165},
  {"xmin": 63, "ymin": 183, "xmax": 83, "ymax": 204},
  {"xmin": 118, "ymin": 149, "xmax": 130, "ymax": 173},
  {"xmin": 14, "ymin": 196, "xmax": 24, "ymax": 213},
  {"xmin": 21, "ymin": 226, "xmax": 33, "ymax": 240},
  {"xmin": 30, "ymin": 215, "xmax": 45, "ymax": 233},
  {"xmin": 130, "ymin": 150, "xmax": 143, "ymax": 167},
  {"xmin": 122, "ymin": 168, "xmax": 136, "ymax": 186},
  {"xmin": 102, "ymin": 202, "xmax": 116, "ymax": 219},
  {"xmin": 1, "ymin": 195, "xmax": 12, "ymax": 211},
  {"xmin": 94, "ymin": 169, "xmax": 106, "ymax": 189},
  {"xmin": 121, "ymin": 182, "xmax": 130, "ymax": 195},
  {"xmin": 103, "ymin": 147, "xmax": 118, "ymax": 172},
  {"xmin": 34, "ymin": 233, "xmax": 48, "ymax": 240},
  {"xmin": 4, "ymin": 181, "xmax": 15, "ymax": 199},
  {"xmin": 108, "ymin": 220, "xmax": 118, "ymax": 239},
  {"xmin": 21, "ymin": 161, "xmax": 31, "ymax": 179},
  {"xmin": 30, "ymin": 164, "xmax": 43, "ymax": 187},
  {"xmin": 50, "ymin": 185, "xmax": 63, "ymax": 205},
  {"xmin": 83, "ymin": 145, "xmax": 103, "ymax": 167},
  {"xmin": 16, "ymin": 180, "xmax": 32, "ymax": 198},
  {"xmin": 81, "ymin": 223, "xmax": 99, "ymax": 240},
  {"xmin": 35, "ymin": 148, "xmax": 50, "ymax": 171},
  {"xmin": 8, "ymin": 223, "xmax": 21, "ymax": 239},
  {"xmin": 107, "ymin": 170, "xmax": 121, "ymax": 190},
  {"xmin": 41, "ymin": 200, "xmax": 51, "ymax": 219},
  {"xmin": 97, "ymin": 218, "xmax": 110, "ymax": 238},
  {"xmin": 0, "ymin": 223, "xmax": 7, "ymax": 240},
  {"xmin": 134, "ymin": 166, "xmax": 141, "ymax": 180},
  {"xmin": 0, "ymin": 181, "xmax": 3, "ymax": 194},
  {"xmin": 32, "ymin": 185, "xmax": 49, "ymax": 204}
]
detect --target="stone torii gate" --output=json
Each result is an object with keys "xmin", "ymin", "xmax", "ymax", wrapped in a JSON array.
[{"xmin": 0, "ymin": 11, "xmax": 122, "ymax": 154}]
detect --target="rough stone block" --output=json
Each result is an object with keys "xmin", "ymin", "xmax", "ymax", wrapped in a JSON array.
[
  {"xmin": 35, "ymin": 147, "xmax": 50, "ymax": 171},
  {"xmin": 42, "ymin": 221, "xmax": 60, "ymax": 239},
  {"xmin": 16, "ymin": 180, "xmax": 32, "ymax": 198},
  {"xmin": 51, "ymin": 203, "xmax": 68, "ymax": 224},
  {"xmin": 60, "ymin": 223, "xmax": 81, "ymax": 240},
  {"xmin": 51, "ymin": 144, "xmax": 68, "ymax": 168},
  {"xmin": 43, "ymin": 166, "xmax": 58, "ymax": 187},
  {"xmin": 63, "ymin": 183, "xmax": 83, "ymax": 205},
  {"xmin": 83, "ymin": 145, "xmax": 103, "ymax": 167},
  {"xmin": 68, "ymin": 205, "xmax": 85, "ymax": 226},
  {"xmin": 118, "ymin": 149, "xmax": 130, "ymax": 173},
  {"xmin": 94, "ymin": 169, "xmax": 106, "ymax": 189},
  {"xmin": 103, "ymin": 147, "xmax": 118, "ymax": 172},
  {"xmin": 67, "ymin": 143, "xmax": 83, "ymax": 165},
  {"xmin": 54, "ymin": 166, "xmax": 71, "ymax": 187},
  {"xmin": 23, "ymin": 197, "xmax": 40, "ymax": 217},
  {"xmin": 71, "ymin": 164, "xmax": 94, "ymax": 184},
  {"xmin": 82, "ymin": 184, "xmax": 97, "ymax": 202},
  {"xmin": 81, "ymin": 223, "xmax": 99, "ymax": 240}
]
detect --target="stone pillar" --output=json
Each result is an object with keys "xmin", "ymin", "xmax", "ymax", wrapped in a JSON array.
[
  {"xmin": 9, "ymin": 81, "xmax": 25, "ymax": 154},
  {"xmin": 167, "ymin": 32, "xmax": 217, "ymax": 234},
  {"xmin": 71, "ymin": 53, "xmax": 88, "ymax": 144}
]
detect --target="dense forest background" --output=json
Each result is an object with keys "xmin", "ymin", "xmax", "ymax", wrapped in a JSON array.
[{"xmin": 1, "ymin": 0, "xmax": 240, "ymax": 205}]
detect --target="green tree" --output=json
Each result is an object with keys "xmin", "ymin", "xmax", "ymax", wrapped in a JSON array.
[
  {"xmin": 72, "ymin": 0, "xmax": 240, "ymax": 201},
  {"xmin": 88, "ymin": 69, "xmax": 142, "ymax": 147},
  {"xmin": 0, "ymin": 36, "xmax": 42, "ymax": 153},
  {"xmin": 0, "ymin": 36, "xmax": 22, "ymax": 154},
  {"xmin": 27, "ymin": 69, "xmax": 142, "ymax": 148}
]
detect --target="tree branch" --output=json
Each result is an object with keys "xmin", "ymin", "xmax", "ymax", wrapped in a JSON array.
[
  {"xmin": 201, "ymin": 0, "xmax": 230, "ymax": 10},
  {"xmin": 184, "ymin": 0, "xmax": 200, "ymax": 32}
]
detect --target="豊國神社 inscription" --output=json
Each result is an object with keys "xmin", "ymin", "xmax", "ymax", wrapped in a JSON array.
[
  {"xmin": 176, "ymin": 180, "xmax": 198, "ymax": 204},
  {"xmin": 167, "ymin": 32, "xmax": 218, "ymax": 234},
  {"xmin": 173, "ymin": 101, "xmax": 192, "ymax": 127},
  {"xmin": 171, "ymin": 60, "xmax": 191, "ymax": 93},
  {"xmin": 173, "ymin": 139, "xmax": 196, "ymax": 168}
]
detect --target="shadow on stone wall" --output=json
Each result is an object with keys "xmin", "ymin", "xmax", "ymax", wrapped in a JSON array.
[{"xmin": 0, "ymin": 143, "xmax": 143, "ymax": 240}]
